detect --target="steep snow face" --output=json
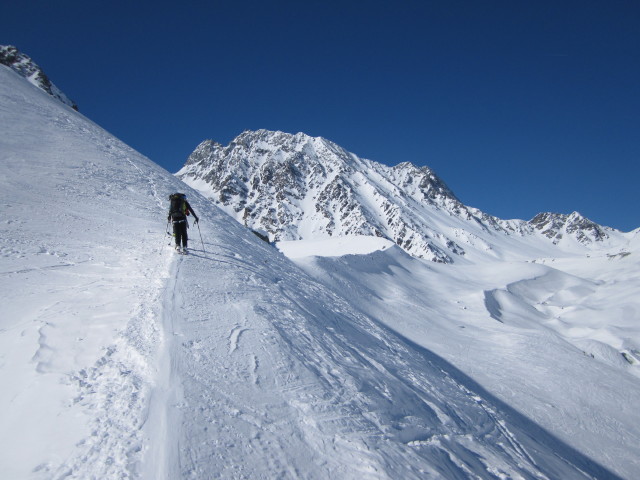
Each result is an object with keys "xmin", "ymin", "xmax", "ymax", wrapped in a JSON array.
[
  {"xmin": 178, "ymin": 129, "xmax": 630, "ymax": 262},
  {"xmin": 0, "ymin": 45, "xmax": 78, "ymax": 110},
  {"xmin": 3, "ymin": 63, "xmax": 637, "ymax": 479},
  {"xmin": 0, "ymin": 64, "xmax": 182, "ymax": 478}
]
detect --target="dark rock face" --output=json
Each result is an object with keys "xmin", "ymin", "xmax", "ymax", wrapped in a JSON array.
[
  {"xmin": 0, "ymin": 45, "xmax": 78, "ymax": 110},
  {"xmin": 178, "ymin": 129, "xmax": 613, "ymax": 261},
  {"xmin": 530, "ymin": 212, "xmax": 610, "ymax": 245}
]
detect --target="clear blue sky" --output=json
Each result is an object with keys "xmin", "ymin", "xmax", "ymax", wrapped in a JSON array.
[{"xmin": 3, "ymin": 0, "xmax": 639, "ymax": 231}]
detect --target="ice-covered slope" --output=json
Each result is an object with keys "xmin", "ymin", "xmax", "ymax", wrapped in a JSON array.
[
  {"xmin": 1, "ymin": 63, "xmax": 634, "ymax": 479},
  {"xmin": 177, "ymin": 130, "xmax": 629, "ymax": 263}
]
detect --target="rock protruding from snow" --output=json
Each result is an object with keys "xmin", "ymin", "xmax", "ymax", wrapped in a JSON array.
[
  {"xmin": 178, "ymin": 130, "xmax": 485, "ymax": 261},
  {"xmin": 0, "ymin": 45, "xmax": 78, "ymax": 110},
  {"xmin": 178, "ymin": 130, "xmax": 620, "ymax": 261},
  {"xmin": 530, "ymin": 211, "xmax": 610, "ymax": 245}
]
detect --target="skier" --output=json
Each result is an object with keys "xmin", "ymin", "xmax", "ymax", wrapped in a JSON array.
[{"xmin": 168, "ymin": 193, "xmax": 199, "ymax": 253}]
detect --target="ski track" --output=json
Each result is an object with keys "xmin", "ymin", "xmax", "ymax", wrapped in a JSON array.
[
  {"xmin": 142, "ymin": 256, "xmax": 183, "ymax": 480},
  {"xmin": 0, "ymin": 69, "xmax": 190, "ymax": 478}
]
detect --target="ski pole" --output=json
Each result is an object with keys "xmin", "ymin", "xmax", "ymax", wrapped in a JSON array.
[
  {"xmin": 196, "ymin": 220, "xmax": 206, "ymax": 254},
  {"xmin": 161, "ymin": 219, "xmax": 170, "ymax": 255}
]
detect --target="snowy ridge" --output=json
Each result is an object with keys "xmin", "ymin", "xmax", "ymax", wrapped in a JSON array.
[
  {"xmin": 530, "ymin": 211, "xmax": 612, "ymax": 244},
  {"xmin": 0, "ymin": 45, "xmax": 78, "ymax": 110},
  {"xmin": 177, "ymin": 129, "xmax": 630, "ymax": 263},
  {"xmin": 177, "ymin": 130, "xmax": 483, "ymax": 262},
  {"xmin": 2, "ymin": 59, "xmax": 640, "ymax": 479}
]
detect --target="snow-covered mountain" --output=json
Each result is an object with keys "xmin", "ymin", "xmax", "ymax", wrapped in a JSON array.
[
  {"xmin": 0, "ymin": 45, "xmax": 78, "ymax": 110},
  {"xmin": 177, "ymin": 129, "xmax": 628, "ymax": 262},
  {"xmin": 530, "ymin": 211, "xmax": 611, "ymax": 244},
  {"xmin": 2, "ymin": 60, "xmax": 640, "ymax": 479}
]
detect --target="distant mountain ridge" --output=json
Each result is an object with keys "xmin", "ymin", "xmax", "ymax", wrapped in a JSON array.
[
  {"xmin": 177, "ymin": 129, "xmax": 621, "ymax": 262},
  {"xmin": 0, "ymin": 45, "xmax": 78, "ymax": 110},
  {"xmin": 530, "ymin": 211, "xmax": 610, "ymax": 244}
]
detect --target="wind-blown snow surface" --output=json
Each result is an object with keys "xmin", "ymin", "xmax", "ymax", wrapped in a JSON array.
[{"xmin": 1, "ymin": 63, "xmax": 639, "ymax": 479}]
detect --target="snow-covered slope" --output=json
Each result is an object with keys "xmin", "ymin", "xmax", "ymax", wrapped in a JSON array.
[
  {"xmin": 0, "ymin": 45, "xmax": 78, "ymax": 110},
  {"xmin": 0, "ymin": 63, "xmax": 179, "ymax": 477},
  {"xmin": 2, "ymin": 62, "xmax": 639, "ymax": 479},
  {"xmin": 281, "ymin": 237, "xmax": 640, "ymax": 479},
  {"xmin": 177, "ymin": 130, "xmax": 629, "ymax": 263}
]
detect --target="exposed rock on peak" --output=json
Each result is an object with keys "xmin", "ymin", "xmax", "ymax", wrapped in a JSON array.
[
  {"xmin": 530, "ymin": 211, "xmax": 610, "ymax": 245},
  {"xmin": 0, "ymin": 45, "xmax": 78, "ymax": 110},
  {"xmin": 178, "ymin": 130, "xmax": 619, "ymax": 261}
]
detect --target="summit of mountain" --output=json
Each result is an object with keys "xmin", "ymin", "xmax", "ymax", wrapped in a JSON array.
[
  {"xmin": 0, "ymin": 45, "xmax": 78, "ymax": 110},
  {"xmin": 178, "ymin": 129, "xmax": 627, "ymax": 262}
]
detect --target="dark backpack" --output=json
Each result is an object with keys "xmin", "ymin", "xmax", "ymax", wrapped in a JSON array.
[{"xmin": 169, "ymin": 193, "xmax": 188, "ymax": 218}]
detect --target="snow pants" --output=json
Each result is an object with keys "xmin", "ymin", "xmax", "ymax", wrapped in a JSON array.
[{"xmin": 172, "ymin": 218, "xmax": 188, "ymax": 248}]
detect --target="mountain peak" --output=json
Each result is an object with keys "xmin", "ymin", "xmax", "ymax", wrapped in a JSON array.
[
  {"xmin": 178, "ymin": 130, "xmax": 478, "ymax": 261},
  {"xmin": 178, "ymin": 130, "xmax": 619, "ymax": 261},
  {"xmin": 0, "ymin": 45, "xmax": 78, "ymax": 110},
  {"xmin": 230, "ymin": 129, "xmax": 346, "ymax": 159},
  {"xmin": 530, "ymin": 211, "xmax": 610, "ymax": 245}
]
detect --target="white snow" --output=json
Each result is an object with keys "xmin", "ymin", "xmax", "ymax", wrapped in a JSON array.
[
  {"xmin": 284, "ymin": 242, "xmax": 640, "ymax": 479},
  {"xmin": 277, "ymin": 235, "xmax": 395, "ymax": 258},
  {"xmin": 1, "ymin": 63, "xmax": 640, "ymax": 479}
]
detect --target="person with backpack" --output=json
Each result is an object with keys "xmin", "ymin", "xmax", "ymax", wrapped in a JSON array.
[{"xmin": 168, "ymin": 193, "xmax": 199, "ymax": 253}]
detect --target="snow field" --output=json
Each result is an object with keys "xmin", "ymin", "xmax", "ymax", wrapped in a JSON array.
[
  {"xmin": 162, "ymin": 233, "xmax": 609, "ymax": 479},
  {"xmin": 1, "ymin": 65, "xmax": 178, "ymax": 478},
  {"xmin": 2, "ymin": 63, "xmax": 639, "ymax": 479},
  {"xmin": 285, "ymin": 243, "xmax": 640, "ymax": 478}
]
